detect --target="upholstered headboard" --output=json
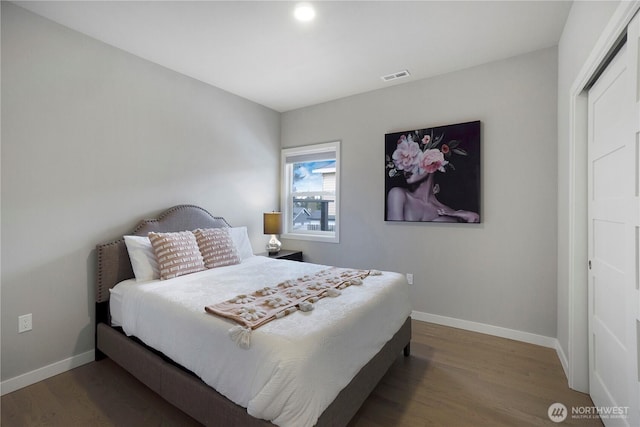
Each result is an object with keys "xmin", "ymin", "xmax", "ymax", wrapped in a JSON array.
[{"xmin": 95, "ymin": 205, "xmax": 230, "ymax": 304}]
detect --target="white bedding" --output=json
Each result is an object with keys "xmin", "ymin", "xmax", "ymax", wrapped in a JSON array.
[{"xmin": 109, "ymin": 255, "xmax": 411, "ymax": 427}]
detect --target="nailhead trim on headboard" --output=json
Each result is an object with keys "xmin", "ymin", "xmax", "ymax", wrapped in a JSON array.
[
  {"xmin": 96, "ymin": 238, "xmax": 132, "ymax": 304},
  {"xmin": 95, "ymin": 205, "xmax": 231, "ymax": 303}
]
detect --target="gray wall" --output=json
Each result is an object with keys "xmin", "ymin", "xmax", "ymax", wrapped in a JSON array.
[
  {"xmin": 281, "ymin": 47, "xmax": 559, "ymax": 337},
  {"xmin": 3, "ymin": 0, "xmax": 595, "ymax": 385},
  {"xmin": 556, "ymin": 0, "xmax": 621, "ymax": 387},
  {"xmin": 1, "ymin": 3, "xmax": 280, "ymax": 381}
]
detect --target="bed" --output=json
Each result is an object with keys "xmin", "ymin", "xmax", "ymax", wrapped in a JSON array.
[{"xmin": 95, "ymin": 204, "xmax": 412, "ymax": 426}]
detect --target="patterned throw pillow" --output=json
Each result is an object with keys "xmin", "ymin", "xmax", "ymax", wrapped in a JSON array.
[
  {"xmin": 148, "ymin": 231, "xmax": 205, "ymax": 280},
  {"xmin": 193, "ymin": 228, "xmax": 241, "ymax": 269}
]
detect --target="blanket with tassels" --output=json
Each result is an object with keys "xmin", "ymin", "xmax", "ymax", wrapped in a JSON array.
[{"xmin": 205, "ymin": 267, "xmax": 381, "ymax": 348}]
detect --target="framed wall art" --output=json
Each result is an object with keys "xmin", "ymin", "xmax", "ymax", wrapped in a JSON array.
[{"xmin": 385, "ymin": 120, "xmax": 481, "ymax": 223}]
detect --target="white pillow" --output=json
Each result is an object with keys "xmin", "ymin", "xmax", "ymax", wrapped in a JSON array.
[
  {"xmin": 228, "ymin": 226, "xmax": 254, "ymax": 261},
  {"xmin": 124, "ymin": 235, "xmax": 160, "ymax": 281}
]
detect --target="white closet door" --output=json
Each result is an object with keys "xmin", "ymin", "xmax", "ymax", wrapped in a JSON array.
[{"xmin": 587, "ymin": 13, "xmax": 639, "ymax": 427}]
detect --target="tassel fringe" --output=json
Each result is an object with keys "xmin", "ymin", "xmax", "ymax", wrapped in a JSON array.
[
  {"xmin": 326, "ymin": 288, "xmax": 341, "ymax": 297},
  {"xmin": 299, "ymin": 301, "xmax": 314, "ymax": 312},
  {"xmin": 229, "ymin": 325, "xmax": 252, "ymax": 349}
]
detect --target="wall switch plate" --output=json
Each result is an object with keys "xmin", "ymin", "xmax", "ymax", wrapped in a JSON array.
[
  {"xmin": 18, "ymin": 313, "xmax": 32, "ymax": 333},
  {"xmin": 406, "ymin": 273, "xmax": 414, "ymax": 285}
]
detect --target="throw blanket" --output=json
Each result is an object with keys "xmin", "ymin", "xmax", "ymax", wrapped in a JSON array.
[{"xmin": 205, "ymin": 267, "xmax": 380, "ymax": 348}]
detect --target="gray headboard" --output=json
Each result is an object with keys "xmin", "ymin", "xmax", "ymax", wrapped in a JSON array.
[{"xmin": 95, "ymin": 205, "xmax": 230, "ymax": 303}]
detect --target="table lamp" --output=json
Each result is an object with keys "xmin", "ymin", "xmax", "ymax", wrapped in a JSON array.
[{"xmin": 263, "ymin": 212, "xmax": 282, "ymax": 255}]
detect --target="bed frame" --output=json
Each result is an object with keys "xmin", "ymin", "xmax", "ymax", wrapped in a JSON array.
[{"xmin": 95, "ymin": 204, "xmax": 411, "ymax": 426}]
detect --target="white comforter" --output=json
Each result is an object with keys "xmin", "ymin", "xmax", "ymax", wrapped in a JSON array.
[{"xmin": 110, "ymin": 256, "xmax": 411, "ymax": 427}]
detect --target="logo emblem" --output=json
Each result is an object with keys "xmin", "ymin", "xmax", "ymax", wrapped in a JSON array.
[{"xmin": 548, "ymin": 402, "xmax": 568, "ymax": 423}]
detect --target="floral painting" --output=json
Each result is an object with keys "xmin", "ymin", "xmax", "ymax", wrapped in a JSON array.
[{"xmin": 385, "ymin": 120, "xmax": 481, "ymax": 223}]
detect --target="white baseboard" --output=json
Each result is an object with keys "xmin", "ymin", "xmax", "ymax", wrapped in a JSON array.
[
  {"xmin": 411, "ymin": 310, "xmax": 559, "ymax": 349},
  {"xmin": 1, "ymin": 350, "xmax": 95, "ymax": 396},
  {"xmin": 555, "ymin": 340, "xmax": 570, "ymax": 380}
]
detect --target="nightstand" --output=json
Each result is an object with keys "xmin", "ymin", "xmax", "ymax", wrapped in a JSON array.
[{"xmin": 259, "ymin": 249, "xmax": 303, "ymax": 262}]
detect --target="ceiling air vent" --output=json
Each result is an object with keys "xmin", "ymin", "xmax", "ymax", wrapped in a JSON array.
[{"xmin": 381, "ymin": 69, "xmax": 411, "ymax": 82}]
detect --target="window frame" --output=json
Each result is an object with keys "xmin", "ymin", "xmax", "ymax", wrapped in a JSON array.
[{"xmin": 280, "ymin": 141, "xmax": 340, "ymax": 243}]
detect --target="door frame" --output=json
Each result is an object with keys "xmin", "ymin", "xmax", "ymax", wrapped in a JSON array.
[{"xmin": 566, "ymin": 0, "xmax": 640, "ymax": 392}]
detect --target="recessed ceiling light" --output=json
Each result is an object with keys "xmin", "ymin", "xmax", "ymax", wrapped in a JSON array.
[{"xmin": 294, "ymin": 3, "xmax": 316, "ymax": 22}]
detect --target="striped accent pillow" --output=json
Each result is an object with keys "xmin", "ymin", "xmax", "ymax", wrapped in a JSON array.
[
  {"xmin": 148, "ymin": 231, "xmax": 205, "ymax": 280},
  {"xmin": 193, "ymin": 228, "xmax": 241, "ymax": 269}
]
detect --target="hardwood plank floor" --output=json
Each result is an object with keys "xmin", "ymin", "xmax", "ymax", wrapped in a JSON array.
[
  {"xmin": 349, "ymin": 321, "xmax": 601, "ymax": 426},
  {"xmin": 2, "ymin": 320, "xmax": 601, "ymax": 426}
]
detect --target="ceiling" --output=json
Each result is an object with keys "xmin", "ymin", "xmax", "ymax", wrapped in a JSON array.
[{"xmin": 15, "ymin": 1, "xmax": 573, "ymax": 112}]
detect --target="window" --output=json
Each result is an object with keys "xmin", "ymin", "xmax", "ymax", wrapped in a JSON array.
[{"xmin": 281, "ymin": 141, "xmax": 340, "ymax": 243}]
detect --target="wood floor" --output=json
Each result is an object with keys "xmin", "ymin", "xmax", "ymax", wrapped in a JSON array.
[{"xmin": 2, "ymin": 320, "xmax": 601, "ymax": 426}]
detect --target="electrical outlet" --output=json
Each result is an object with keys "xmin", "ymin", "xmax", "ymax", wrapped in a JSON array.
[
  {"xmin": 406, "ymin": 273, "xmax": 414, "ymax": 285},
  {"xmin": 18, "ymin": 313, "xmax": 32, "ymax": 333}
]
